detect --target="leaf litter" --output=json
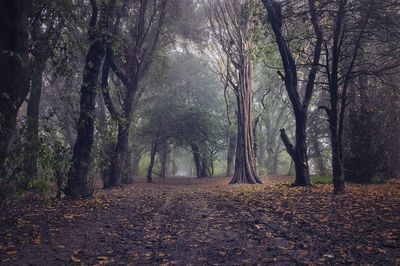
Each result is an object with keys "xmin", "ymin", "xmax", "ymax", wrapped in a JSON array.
[{"xmin": 0, "ymin": 177, "xmax": 399, "ymax": 265}]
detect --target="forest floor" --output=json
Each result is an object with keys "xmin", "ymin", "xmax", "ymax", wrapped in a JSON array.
[{"xmin": 0, "ymin": 176, "xmax": 399, "ymax": 265}]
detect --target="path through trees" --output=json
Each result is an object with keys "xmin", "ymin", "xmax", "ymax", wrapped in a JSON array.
[{"xmin": 1, "ymin": 177, "xmax": 399, "ymax": 265}]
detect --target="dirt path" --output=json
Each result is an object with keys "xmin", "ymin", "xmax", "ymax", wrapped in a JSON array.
[{"xmin": 0, "ymin": 177, "xmax": 399, "ymax": 265}]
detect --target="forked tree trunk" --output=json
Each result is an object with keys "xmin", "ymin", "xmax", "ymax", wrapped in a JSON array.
[
  {"xmin": 226, "ymin": 131, "xmax": 236, "ymax": 177},
  {"xmin": 280, "ymin": 110, "xmax": 311, "ymax": 186},
  {"xmin": 262, "ymin": 0, "xmax": 322, "ymax": 187}
]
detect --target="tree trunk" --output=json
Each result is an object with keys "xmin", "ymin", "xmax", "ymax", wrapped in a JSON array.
[
  {"xmin": 191, "ymin": 144, "xmax": 202, "ymax": 178},
  {"xmin": 311, "ymin": 131, "xmax": 327, "ymax": 176},
  {"xmin": 65, "ymin": 39, "xmax": 106, "ymax": 198},
  {"xmin": 327, "ymin": 81, "xmax": 345, "ymax": 193},
  {"xmin": 271, "ymin": 152, "xmax": 279, "ymax": 175},
  {"xmin": 23, "ymin": 60, "xmax": 46, "ymax": 181},
  {"xmin": 226, "ymin": 131, "xmax": 236, "ymax": 177},
  {"xmin": 332, "ymin": 130, "xmax": 344, "ymax": 193},
  {"xmin": 108, "ymin": 123, "xmax": 129, "ymax": 187},
  {"xmin": 0, "ymin": 0, "xmax": 31, "ymax": 175},
  {"xmin": 294, "ymin": 111, "xmax": 311, "ymax": 185},
  {"xmin": 230, "ymin": 54, "xmax": 262, "ymax": 184},
  {"xmin": 200, "ymin": 156, "xmax": 210, "ymax": 177},
  {"xmin": 262, "ymin": 0, "xmax": 322, "ymax": 187},
  {"xmin": 159, "ymin": 146, "xmax": 169, "ymax": 178},
  {"xmin": 147, "ymin": 140, "xmax": 157, "ymax": 183}
]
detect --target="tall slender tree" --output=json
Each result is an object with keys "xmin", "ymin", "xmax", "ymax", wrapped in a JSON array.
[
  {"xmin": 261, "ymin": 0, "xmax": 323, "ymax": 186},
  {"xmin": 65, "ymin": 0, "xmax": 116, "ymax": 198}
]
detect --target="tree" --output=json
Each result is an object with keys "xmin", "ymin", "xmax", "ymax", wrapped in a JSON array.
[
  {"xmin": 23, "ymin": 0, "xmax": 74, "ymax": 181},
  {"xmin": 206, "ymin": 0, "xmax": 262, "ymax": 184},
  {"xmin": 318, "ymin": 0, "xmax": 400, "ymax": 193},
  {"xmin": 65, "ymin": 0, "xmax": 116, "ymax": 198},
  {"xmin": 101, "ymin": 0, "xmax": 169, "ymax": 187},
  {"xmin": 261, "ymin": 0, "xmax": 323, "ymax": 186},
  {"xmin": 0, "ymin": 0, "xmax": 32, "ymax": 176}
]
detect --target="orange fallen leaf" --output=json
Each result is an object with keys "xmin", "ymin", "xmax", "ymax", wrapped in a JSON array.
[
  {"xmin": 6, "ymin": 250, "xmax": 18, "ymax": 255},
  {"xmin": 64, "ymin": 214, "xmax": 74, "ymax": 219}
]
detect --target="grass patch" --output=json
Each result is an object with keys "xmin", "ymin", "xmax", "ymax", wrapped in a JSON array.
[{"xmin": 311, "ymin": 175, "xmax": 332, "ymax": 184}]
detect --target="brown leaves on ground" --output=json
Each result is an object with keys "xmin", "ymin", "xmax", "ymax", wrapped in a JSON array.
[{"xmin": 0, "ymin": 177, "xmax": 399, "ymax": 265}]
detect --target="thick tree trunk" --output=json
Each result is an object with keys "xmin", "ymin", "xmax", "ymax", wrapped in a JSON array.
[
  {"xmin": 0, "ymin": 0, "xmax": 31, "ymax": 175},
  {"xmin": 65, "ymin": 39, "xmax": 106, "ymax": 198},
  {"xmin": 23, "ymin": 60, "xmax": 46, "ymax": 181},
  {"xmin": 226, "ymin": 131, "xmax": 236, "ymax": 177},
  {"xmin": 230, "ymin": 55, "xmax": 262, "ymax": 184}
]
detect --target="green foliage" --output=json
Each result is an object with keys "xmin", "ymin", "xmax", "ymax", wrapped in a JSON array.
[{"xmin": 311, "ymin": 175, "xmax": 332, "ymax": 185}]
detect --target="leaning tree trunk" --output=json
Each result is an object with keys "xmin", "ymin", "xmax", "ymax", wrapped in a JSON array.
[
  {"xmin": 230, "ymin": 55, "xmax": 262, "ymax": 184},
  {"xmin": 226, "ymin": 131, "xmax": 236, "ymax": 177},
  {"xmin": 0, "ymin": 0, "xmax": 31, "ymax": 175},
  {"xmin": 23, "ymin": 59, "xmax": 46, "ymax": 182},
  {"xmin": 65, "ymin": 39, "xmax": 106, "ymax": 198}
]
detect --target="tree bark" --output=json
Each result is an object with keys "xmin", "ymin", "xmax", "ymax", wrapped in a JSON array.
[
  {"xmin": 226, "ymin": 131, "xmax": 236, "ymax": 177},
  {"xmin": 147, "ymin": 139, "xmax": 157, "ymax": 183},
  {"xmin": 262, "ymin": 0, "xmax": 322, "ymax": 186},
  {"xmin": 311, "ymin": 132, "xmax": 327, "ymax": 176},
  {"xmin": 108, "ymin": 123, "xmax": 129, "ymax": 187},
  {"xmin": 0, "ymin": 0, "xmax": 31, "ymax": 175},
  {"xmin": 23, "ymin": 59, "xmax": 46, "ymax": 181},
  {"xmin": 191, "ymin": 144, "xmax": 202, "ymax": 178},
  {"xmin": 230, "ymin": 53, "xmax": 262, "ymax": 184},
  {"xmin": 65, "ymin": 39, "xmax": 106, "ymax": 198},
  {"xmin": 159, "ymin": 146, "xmax": 170, "ymax": 178}
]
